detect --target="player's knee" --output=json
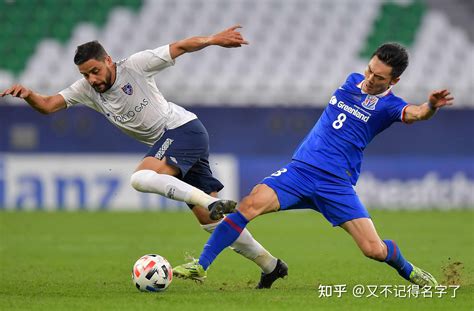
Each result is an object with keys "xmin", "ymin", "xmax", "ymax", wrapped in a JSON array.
[
  {"xmin": 238, "ymin": 196, "xmax": 261, "ymax": 219},
  {"xmin": 361, "ymin": 243, "xmax": 385, "ymax": 261},
  {"xmin": 238, "ymin": 195, "xmax": 265, "ymax": 220},
  {"xmin": 238, "ymin": 196, "xmax": 254, "ymax": 211},
  {"xmin": 130, "ymin": 169, "xmax": 155, "ymax": 191}
]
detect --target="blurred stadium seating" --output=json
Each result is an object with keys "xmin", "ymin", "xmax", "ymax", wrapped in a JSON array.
[{"xmin": 0, "ymin": 0, "xmax": 472, "ymax": 106}]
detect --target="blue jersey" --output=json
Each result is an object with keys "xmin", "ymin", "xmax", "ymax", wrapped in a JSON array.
[{"xmin": 293, "ymin": 73, "xmax": 408, "ymax": 185}]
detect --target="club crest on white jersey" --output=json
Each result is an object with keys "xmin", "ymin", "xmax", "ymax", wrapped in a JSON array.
[{"xmin": 122, "ymin": 83, "xmax": 133, "ymax": 95}]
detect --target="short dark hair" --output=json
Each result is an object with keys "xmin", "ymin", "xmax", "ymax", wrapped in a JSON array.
[
  {"xmin": 74, "ymin": 40, "xmax": 108, "ymax": 65},
  {"xmin": 372, "ymin": 43, "xmax": 409, "ymax": 78}
]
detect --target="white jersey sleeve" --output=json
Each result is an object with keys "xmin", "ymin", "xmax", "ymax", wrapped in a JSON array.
[
  {"xmin": 59, "ymin": 78, "xmax": 98, "ymax": 110},
  {"xmin": 56, "ymin": 45, "xmax": 195, "ymax": 147},
  {"xmin": 127, "ymin": 45, "xmax": 175, "ymax": 77}
]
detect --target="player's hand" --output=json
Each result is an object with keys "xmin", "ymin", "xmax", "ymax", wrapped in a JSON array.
[
  {"xmin": 210, "ymin": 25, "xmax": 249, "ymax": 48},
  {"xmin": 1, "ymin": 84, "xmax": 32, "ymax": 99},
  {"xmin": 428, "ymin": 89, "xmax": 454, "ymax": 110}
]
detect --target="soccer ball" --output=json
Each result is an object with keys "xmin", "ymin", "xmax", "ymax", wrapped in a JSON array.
[{"xmin": 132, "ymin": 254, "xmax": 173, "ymax": 292}]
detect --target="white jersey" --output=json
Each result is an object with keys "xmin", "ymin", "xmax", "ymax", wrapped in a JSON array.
[{"xmin": 59, "ymin": 45, "xmax": 197, "ymax": 146}]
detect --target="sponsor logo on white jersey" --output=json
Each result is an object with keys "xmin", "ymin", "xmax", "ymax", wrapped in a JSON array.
[{"xmin": 108, "ymin": 98, "xmax": 150, "ymax": 123}]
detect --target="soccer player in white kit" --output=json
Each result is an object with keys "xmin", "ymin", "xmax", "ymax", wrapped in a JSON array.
[{"xmin": 1, "ymin": 25, "xmax": 287, "ymax": 288}]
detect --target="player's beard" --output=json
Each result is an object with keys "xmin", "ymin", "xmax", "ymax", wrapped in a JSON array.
[{"xmin": 94, "ymin": 67, "xmax": 113, "ymax": 93}]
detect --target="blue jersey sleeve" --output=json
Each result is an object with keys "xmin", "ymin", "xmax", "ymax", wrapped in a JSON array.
[{"xmin": 386, "ymin": 96, "xmax": 409, "ymax": 123}]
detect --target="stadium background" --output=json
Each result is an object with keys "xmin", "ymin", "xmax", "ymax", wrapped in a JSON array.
[
  {"xmin": 0, "ymin": 0, "xmax": 472, "ymax": 211},
  {"xmin": 0, "ymin": 1, "xmax": 473, "ymax": 310}
]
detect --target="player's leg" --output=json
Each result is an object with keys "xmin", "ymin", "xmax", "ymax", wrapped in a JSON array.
[
  {"xmin": 131, "ymin": 156, "xmax": 226, "ymax": 210},
  {"xmin": 175, "ymin": 161, "xmax": 319, "ymax": 283},
  {"xmin": 340, "ymin": 217, "xmax": 387, "ymax": 260},
  {"xmin": 133, "ymin": 119, "xmax": 283, "ymax": 286},
  {"xmin": 174, "ymin": 158, "xmax": 319, "ymax": 284},
  {"xmin": 174, "ymin": 184, "xmax": 281, "ymax": 280},
  {"xmin": 192, "ymin": 190, "xmax": 276, "ymax": 271},
  {"xmin": 130, "ymin": 120, "xmax": 234, "ymax": 211},
  {"xmin": 312, "ymin": 168, "xmax": 438, "ymax": 287},
  {"xmin": 236, "ymin": 185, "xmax": 289, "ymax": 288},
  {"xmin": 199, "ymin": 184, "xmax": 280, "ymax": 268},
  {"xmin": 133, "ymin": 157, "xmax": 281, "ymax": 284},
  {"xmin": 183, "ymin": 162, "xmax": 281, "ymax": 285},
  {"xmin": 341, "ymin": 217, "xmax": 438, "ymax": 286},
  {"xmin": 132, "ymin": 147, "xmax": 279, "ymax": 277}
]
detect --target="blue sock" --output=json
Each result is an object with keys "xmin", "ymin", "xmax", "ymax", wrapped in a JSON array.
[
  {"xmin": 199, "ymin": 211, "xmax": 249, "ymax": 270},
  {"xmin": 383, "ymin": 239, "xmax": 413, "ymax": 280}
]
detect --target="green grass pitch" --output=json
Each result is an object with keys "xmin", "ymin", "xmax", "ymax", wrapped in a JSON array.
[{"xmin": 0, "ymin": 210, "xmax": 473, "ymax": 311}]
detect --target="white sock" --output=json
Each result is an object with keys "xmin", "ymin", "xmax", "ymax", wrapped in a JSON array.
[
  {"xmin": 131, "ymin": 169, "xmax": 218, "ymax": 207},
  {"xmin": 201, "ymin": 220, "xmax": 278, "ymax": 273}
]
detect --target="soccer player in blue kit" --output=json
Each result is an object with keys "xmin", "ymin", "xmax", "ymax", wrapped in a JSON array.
[{"xmin": 174, "ymin": 43, "xmax": 454, "ymax": 287}]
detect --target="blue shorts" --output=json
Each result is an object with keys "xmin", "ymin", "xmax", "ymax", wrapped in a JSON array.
[
  {"xmin": 261, "ymin": 160, "xmax": 370, "ymax": 226},
  {"xmin": 145, "ymin": 119, "xmax": 224, "ymax": 199}
]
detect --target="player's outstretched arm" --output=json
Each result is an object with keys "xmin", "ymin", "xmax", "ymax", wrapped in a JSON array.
[
  {"xmin": 403, "ymin": 89, "xmax": 454, "ymax": 123},
  {"xmin": 169, "ymin": 24, "xmax": 248, "ymax": 59},
  {"xmin": 1, "ymin": 84, "xmax": 66, "ymax": 114}
]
